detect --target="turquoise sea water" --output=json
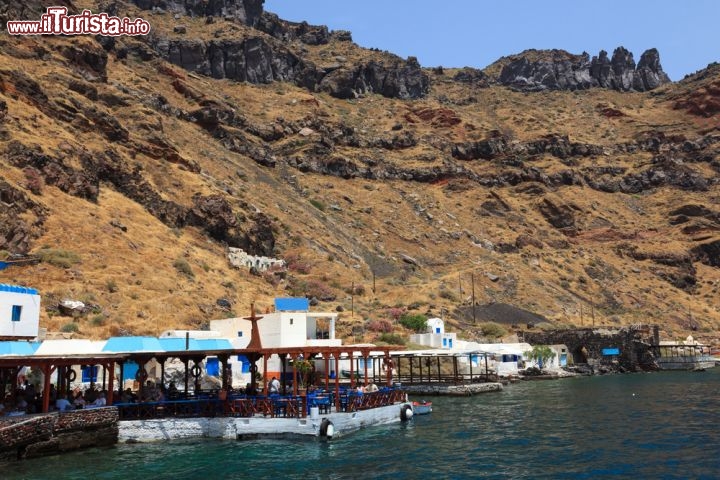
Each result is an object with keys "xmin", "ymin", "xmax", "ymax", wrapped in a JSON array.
[{"xmin": 5, "ymin": 369, "xmax": 720, "ymax": 479}]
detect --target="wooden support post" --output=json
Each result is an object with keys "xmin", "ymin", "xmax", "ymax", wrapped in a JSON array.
[
  {"xmin": 107, "ymin": 361, "xmax": 115, "ymax": 406},
  {"xmin": 349, "ymin": 353, "xmax": 355, "ymax": 388},
  {"xmin": 324, "ymin": 356, "xmax": 330, "ymax": 390},
  {"xmin": 334, "ymin": 354, "xmax": 341, "ymax": 412},
  {"xmin": 469, "ymin": 354, "xmax": 474, "ymax": 382},
  {"xmin": 42, "ymin": 363, "xmax": 52, "ymax": 413},
  {"xmin": 363, "ymin": 354, "xmax": 369, "ymax": 386},
  {"xmin": 485, "ymin": 353, "xmax": 489, "ymax": 382},
  {"xmin": 263, "ymin": 354, "xmax": 268, "ymax": 395}
]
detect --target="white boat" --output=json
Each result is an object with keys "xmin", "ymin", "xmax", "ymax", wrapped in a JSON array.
[{"xmin": 412, "ymin": 400, "xmax": 432, "ymax": 415}]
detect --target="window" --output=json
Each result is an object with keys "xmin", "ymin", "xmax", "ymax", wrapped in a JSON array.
[
  {"xmin": 237, "ymin": 331, "xmax": 243, "ymax": 337},
  {"xmin": 289, "ymin": 318, "xmax": 294, "ymax": 325},
  {"xmin": 11, "ymin": 305, "xmax": 22, "ymax": 322}
]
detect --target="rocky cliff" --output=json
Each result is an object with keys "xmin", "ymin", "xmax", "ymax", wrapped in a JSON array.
[
  {"xmin": 1, "ymin": 0, "xmax": 719, "ymax": 344},
  {"xmin": 497, "ymin": 47, "xmax": 671, "ymax": 92},
  {"xmin": 130, "ymin": 0, "xmax": 264, "ymax": 26}
]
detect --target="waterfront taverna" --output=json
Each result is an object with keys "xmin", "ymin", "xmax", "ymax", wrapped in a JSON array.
[{"xmin": 0, "ymin": 292, "xmax": 415, "ymax": 461}]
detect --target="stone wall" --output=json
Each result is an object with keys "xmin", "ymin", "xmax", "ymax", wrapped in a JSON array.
[
  {"xmin": 404, "ymin": 382, "xmax": 503, "ymax": 396},
  {"xmin": 521, "ymin": 325, "xmax": 658, "ymax": 372},
  {"xmin": 0, "ymin": 407, "xmax": 118, "ymax": 462}
]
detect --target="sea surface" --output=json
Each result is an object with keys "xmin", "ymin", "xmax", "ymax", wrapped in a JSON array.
[{"xmin": 5, "ymin": 369, "xmax": 720, "ymax": 479}]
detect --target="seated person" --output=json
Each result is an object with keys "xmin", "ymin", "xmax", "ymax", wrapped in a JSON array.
[
  {"xmin": 167, "ymin": 381, "xmax": 179, "ymax": 399},
  {"xmin": 268, "ymin": 376, "xmax": 280, "ymax": 394},
  {"xmin": 55, "ymin": 394, "xmax": 73, "ymax": 411},
  {"xmin": 120, "ymin": 388, "xmax": 135, "ymax": 403},
  {"xmin": 91, "ymin": 392, "xmax": 107, "ymax": 407},
  {"xmin": 73, "ymin": 392, "xmax": 86, "ymax": 409},
  {"xmin": 365, "ymin": 383, "xmax": 379, "ymax": 393}
]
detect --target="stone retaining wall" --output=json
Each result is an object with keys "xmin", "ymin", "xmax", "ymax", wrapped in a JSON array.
[
  {"xmin": 522, "ymin": 325, "xmax": 658, "ymax": 371},
  {"xmin": 403, "ymin": 382, "xmax": 503, "ymax": 396},
  {"xmin": 0, "ymin": 407, "xmax": 118, "ymax": 462}
]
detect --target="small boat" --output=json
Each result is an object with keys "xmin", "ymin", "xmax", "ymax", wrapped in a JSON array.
[{"xmin": 412, "ymin": 400, "xmax": 432, "ymax": 415}]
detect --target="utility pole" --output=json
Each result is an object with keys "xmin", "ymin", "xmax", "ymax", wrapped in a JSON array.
[
  {"xmin": 471, "ymin": 273, "xmax": 476, "ymax": 324},
  {"xmin": 591, "ymin": 304, "xmax": 595, "ymax": 327},
  {"xmin": 372, "ymin": 271, "xmax": 376, "ymax": 295},
  {"xmin": 351, "ymin": 281, "xmax": 354, "ymax": 318}
]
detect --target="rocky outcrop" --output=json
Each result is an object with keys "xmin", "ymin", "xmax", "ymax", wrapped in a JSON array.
[
  {"xmin": 130, "ymin": 0, "xmax": 264, "ymax": 26},
  {"xmin": 616, "ymin": 244, "xmax": 698, "ymax": 292},
  {"xmin": 0, "ymin": 179, "xmax": 47, "ymax": 254},
  {"xmin": 257, "ymin": 12, "xmax": 330, "ymax": 45},
  {"xmin": 317, "ymin": 56, "xmax": 429, "ymax": 99},
  {"xmin": 538, "ymin": 197, "xmax": 577, "ymax": 233},
  {"xmin": 498, "ymin": 47, "xmax": 671, "ymax": 92},
  {"xmin": 0, "ymin": 0, "xmax": 76, "ymax": 29},
  {"xmin": 155, "ymin": 37, "xmax": 308, "ymax": 84},
  {"xmin": 453, "ymin": 67, "xmax": 490, "ymax": 87},
  {"xmin": 188, "ymin": 193, "xmax": 243, "ymax": 246},
  {"xmin": 452, "ymin": 133, "xmax": 603, "ymax": 161},
  {"xmin": 691, "ymin": 240, "xmax": 720, "ymax": 268},
  {"xmin": 153, "ymin": 35, "xmax": 429, "ymax": 99}
]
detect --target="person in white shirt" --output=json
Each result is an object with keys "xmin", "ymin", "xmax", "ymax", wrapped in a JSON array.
[
  {"xmin": 269, "ymin": 376, "xmax": 280, "ymax": 394},
  {"xmin": 91, "ymin": 392, "xmax": 107, "ymax": 407}
]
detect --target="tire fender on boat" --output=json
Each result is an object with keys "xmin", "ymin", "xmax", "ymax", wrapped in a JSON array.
[
  {"xmin": 400, "ymin": 403, "xmax": 413, "ymax": 422},
  {"xmin": 65, "ymin": 369, "xmax": 76, "ymax": 382},
  {"xmin": 320, "ymin": 418, "xmax": 334, "ymax": 438}
]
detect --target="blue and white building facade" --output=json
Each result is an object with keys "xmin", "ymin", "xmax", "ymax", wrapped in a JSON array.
[{"xmin": 0, "ymin": 284, "xmax": 41, "ymax": 340}]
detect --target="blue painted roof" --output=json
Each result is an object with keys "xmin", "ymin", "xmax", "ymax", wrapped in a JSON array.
[
  {"xmin": 195, "ymin": 339, "xmax": 233, "ymax": 350},
  {"xmin": 602, "ymin": 348, "xmax": 620, "ymax": 356},
  {"xmin": 274, "ymin": 297, "xmax": 309, "ymax": 311},
  {"xmin": 0, "ymin": 262, "xmax": 7, "ymax": 271},
  {"xmin": 0, "ymin": 284, "xmax": 39, "ymax": 295},
  {"xmin": 158, "ymin": 337, "xmax": 201, "ymax": 351},
  {"xmin": 0, "ymin": 341, "xmax": 39, "ymax": 356},
  {"xmin": 103, "ymin": 336, "xmax": 164, "ymax": 353}
]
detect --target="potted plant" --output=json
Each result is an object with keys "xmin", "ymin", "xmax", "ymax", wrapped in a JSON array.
[{"xmin": 294, "ymin": 358, "xmax": 313, "ymax": 393}]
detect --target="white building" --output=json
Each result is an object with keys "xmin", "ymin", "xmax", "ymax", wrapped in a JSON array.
[
  {"xmin": 0, "ymin": 284, "xmax": 41, "ymax": 340},
  {"xmin": 210, "ymin": 298, "xmax": 340, "ymax": 385},
  {"xmin": 409, "ymin": 317, "xmax": 458, "ymax": 349}
]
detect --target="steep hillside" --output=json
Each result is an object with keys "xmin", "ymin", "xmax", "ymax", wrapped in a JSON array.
[{"xmin": 1, "ymin": 0, "xmax": 719, "ymax": 346}]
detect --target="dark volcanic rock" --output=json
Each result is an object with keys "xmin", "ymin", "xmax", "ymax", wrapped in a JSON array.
[
  {"xmin": 452, "ymin": 133, "xmax": 602, "ymax": 161},
  {"xmin": 691, "ymin": 240, "xmax": 720, "ymax": 268},
  {"xmin": 6, "ymin": 141, "xmax": 99, "ymax": 201},
  {"xmin": 61, "ymin": 42, "xmax": 108, "ymax": 82},
  {"xmin": 157, "ymin": 37, "xmax": 307, "ymax": 84},
  {"xmin": 188, "ymin": 194, "xmax": 243, "ymax": 245},
  {"xmin": 453, "ymin": 67, "xmax": 490, "ymax": 86},
  {"xmin": 635, "ymin": 48, "xmax": 671, "ymax": 90},
  {"xmin": 257, "ymin": 13, "xmax": 330, "ymax": 45},
  {"xmin": 317, "ymin": 56, "xmax": 429, "ymax": 99},
  {"xmin": 244, "ymin": 212, "xmax": 276, "ymax": 256},
  {"xmin": 130, "ymin": 0, "xmax": 264, "ymax": 26},
  {"xmin": 538, "ymin": 198, "xmax": 576, "ymax": 232},
  {"xmin": 0, "ymin": 179, "xmax": 47, "ymax": 254},
  {"xmin": 498, "ymin": 47, "xmax": 671, "ymax": 92}
]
